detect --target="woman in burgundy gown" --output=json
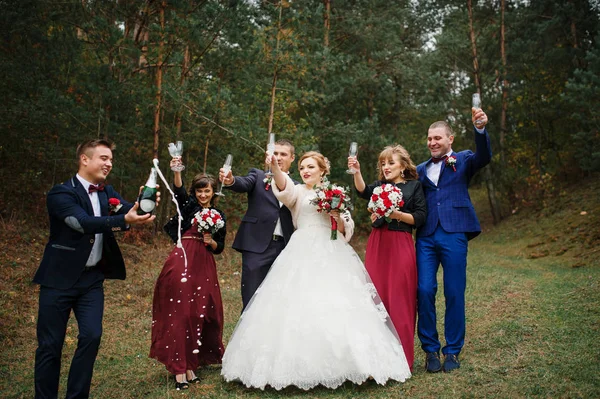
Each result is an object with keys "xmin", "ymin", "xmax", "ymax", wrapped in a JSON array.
[
  {"xmin": 349, "ymin": 145, "xmax": 426, "ymax": 370},
  {"xmin": 150, "ymin": 159, "xmax": 226, "ymax": 390}
]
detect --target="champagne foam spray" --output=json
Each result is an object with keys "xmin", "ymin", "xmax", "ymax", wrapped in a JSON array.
[{"xmin": 153, "ymin": 158, "xmax": 189, "ymax": 282}]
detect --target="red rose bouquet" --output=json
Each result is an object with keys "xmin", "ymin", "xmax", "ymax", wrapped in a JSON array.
[
  {"xmin": 309, "ymin": 179, "xmax": 353, "ymax": 240},
  {"xmin": 367, "ymin": 184, "xmax": 404, "ymax": 222},
  {"xmin": 193, "ymin": 208, "xmax": 225, "ymax": 245}
]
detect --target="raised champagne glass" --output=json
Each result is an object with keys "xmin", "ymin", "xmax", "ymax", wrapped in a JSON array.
[
  {"xmin": 168, "ymin": 140, "xmax": 185, "ymax": 172},
  {"xmin": 346, "ymin": 142, "xmax": 358, "ymax": 174},
  {"xmin": 472, "ymin": 93, "xmax": 483, "ymax": 126},
  {"xmin": 265, "ymin": 133, "xmax": 276, "ymax": 177},
  {"xmin": 215, "ymin": 154, "xmax": 233, "ymax": 197}
]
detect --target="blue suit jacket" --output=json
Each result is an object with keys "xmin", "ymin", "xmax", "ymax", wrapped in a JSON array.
[
  {"xmin": 416, "ymin": 128, "xmax": 492, "ymax": 240},
  {"xmin": 226, "ymin": 168, "xmax": 294, "ymax": 254},
  {"xmin": 33, "ymin": 176, "xmax": 133, "ymax": 289}
]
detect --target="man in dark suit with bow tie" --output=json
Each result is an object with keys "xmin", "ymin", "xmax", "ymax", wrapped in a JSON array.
[
  {"xmin": 219, "ymin": 139, "xmax": 296, "ymax": 310},
  {"xmin": 416, "ymin": 108, "xmax": 491, "ymax": 373},
  {"xmin": 33, "ymin": 139, "xmax": 159, "ymax": 398}
]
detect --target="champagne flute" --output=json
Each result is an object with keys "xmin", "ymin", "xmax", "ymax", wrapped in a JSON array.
[
  {"xmin": 168, "ymin": 140, "xmax": 185, "ymax": 172},
  {"xmin": 215, "ymin": 154, "xmax": 233, "ymax": 196},
  {"xmin": 472, "ymin": 93, "xmax": 483, "ymax": 126},
  {"xmin": 346, "ymin": 142, "xmax": 359, "ymax": 174},
  {"xmin": 265, "ymin": 133, "xmax": 276, "ymax": 177}
]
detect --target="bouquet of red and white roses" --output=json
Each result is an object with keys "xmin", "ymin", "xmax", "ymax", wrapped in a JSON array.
[
  {"xmin": 368, "ymin": 183, "xmax": 404, "ymax": 222},
  {"xmin": 193, "ymin": 208, "xmax": 225, "ymax": 245},
  {"xmin": 309, "ymin": 179, "xmax": 353, "ymax": 240}
]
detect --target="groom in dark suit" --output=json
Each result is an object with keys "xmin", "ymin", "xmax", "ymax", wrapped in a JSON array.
[
  {"xmin": 219, "ymin": 139, "xmax": 296, "ymax": 310},
  {"xmin": 416, "ymin": 108, "xmax": 491, "ymax": 373},
  {"xmin": 33, "ymin": 139, "xmax": 159, "ymax": 398}
]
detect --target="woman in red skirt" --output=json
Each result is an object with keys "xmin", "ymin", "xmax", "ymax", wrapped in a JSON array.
[
  {"xmin": 349, "ymin": 145, "xmax": 426, "ymax": 370},
  {"xmin": 150, "ymin": 158, "xmax": 226, "ymax": 390}
]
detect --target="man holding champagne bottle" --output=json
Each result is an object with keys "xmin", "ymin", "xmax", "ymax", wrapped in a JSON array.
[
  {"xmin": 33, "ymin": 139, "xmax": 160, "ymax": 398},
  {"xmin": 415, "ymin": 101, "xmax": 491, "ymax": 374}
]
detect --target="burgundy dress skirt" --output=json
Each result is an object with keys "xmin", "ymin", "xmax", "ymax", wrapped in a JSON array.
[
  {"xmin": 364, "ymin": 226, "xmax": 417, "ymax": 370},
  {"xmin": 150, "ymin": 230, "xmax": 224, "ymax": 374}
]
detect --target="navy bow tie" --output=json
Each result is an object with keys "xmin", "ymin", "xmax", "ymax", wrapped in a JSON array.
[
  {"xmin": 88, "ymin": 184, "xmax": 105, "ymax": 193},
  {"xmin": 431, "ymin": 155, "xmax": 448, "ymax": 164}
]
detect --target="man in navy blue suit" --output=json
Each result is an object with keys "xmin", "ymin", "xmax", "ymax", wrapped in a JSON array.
[
  {"xmin": 33, "ymin": 139, "xmax": 159, "ymax": 398},
  {"xmin": 416, "ymin": 108, "xmax": 491, "ymax": 373},
  {"xmin": 219, "ymin": 139, "xmax": 295, "ymax": 310}
]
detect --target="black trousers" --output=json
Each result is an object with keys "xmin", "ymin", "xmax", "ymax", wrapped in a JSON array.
[
  {"xmin": 240, "ymin": 239, "xmax": 285, "ymax": 311},
  {"xmin": 35, "ymin": 268, "xmax": 104, "ymax": 399}
]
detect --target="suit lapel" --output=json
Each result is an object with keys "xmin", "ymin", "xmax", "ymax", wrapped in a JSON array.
[
  {"xmin": 71, "ymin": 176, "xmax": 94, "ymax": 215},
  {"xmin": 420, "ymin": 165, "xmax": 436, "ymax": 188},
  {"xmin": 439, "ymin": 159, "xmax": 447, "ymax": 181},
  {"xmin": 424, "ymin": 173, "xmax": 436, "ymax": 187},
  {"xmin": 98, "ymin": 190, "xmax": 108, "ymax": 216},
  {"xmin": 437, "ymin": 152, "xmax": 456, "ymax": 183}
]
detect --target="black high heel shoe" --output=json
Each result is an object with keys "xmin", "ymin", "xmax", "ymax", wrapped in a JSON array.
[
  {"xmin": 175, "ymin": 381, "xmax": 189, "ymax": 390},
  {"xmin": 186, "ymin": 370, "xmax": 200, "ymax": 384}
]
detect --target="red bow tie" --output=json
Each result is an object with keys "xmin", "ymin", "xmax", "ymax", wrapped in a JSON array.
[
  {"xmin": 431, "ymin": 155, "xmax": 448, "ymax": 164},
  {"xmin": 88, "ymin": 184, "xmax": 105, "ymax": 193}
]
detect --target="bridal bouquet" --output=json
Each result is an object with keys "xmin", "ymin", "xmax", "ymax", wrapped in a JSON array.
[
  {"xmin": 193, "ymin": 208, "xmax": 225, "ymax": 245},
  {"xmin": 368, "ymin": 183, "xmax": 404, "ymax": 222},
  {"xmin": 309, "ymin": 179, "xmax": 353, "ymax": 240}
]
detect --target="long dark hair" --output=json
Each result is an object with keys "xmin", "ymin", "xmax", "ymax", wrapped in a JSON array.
[{"xmin": 189, "ymin": 174, "xmax": 218, "ymax": 206}]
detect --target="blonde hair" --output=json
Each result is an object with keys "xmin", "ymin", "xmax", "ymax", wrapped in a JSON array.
[
  {"xmin": 377, "ymin": 145, "xmax": 418, "ymax": 181},
  {"xmin": 298, "ymin": 151, "xmax": 330, "ymax": 176}
]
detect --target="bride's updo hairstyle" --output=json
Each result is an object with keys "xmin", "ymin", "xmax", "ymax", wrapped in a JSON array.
[
  {"xmin": 376, "ymin": 145, "xmax": 418, "ymax": 181},
  {"xmin": 298, "ymin": 151, "xmax": 330, "ymax": 177}
]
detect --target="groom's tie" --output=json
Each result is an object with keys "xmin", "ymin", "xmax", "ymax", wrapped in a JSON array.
[
  {"xmin": 431, "ymin": 155, "xmax": 448, "ymax": 164},
  {"xmin": 88, "ymin": 184, "xmax": 105, "ymax": 193}
]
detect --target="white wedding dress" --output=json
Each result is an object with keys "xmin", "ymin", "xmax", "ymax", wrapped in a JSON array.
[{"xmin": 221, "ymin": 177, "xmax": 411, "ymax": 390}]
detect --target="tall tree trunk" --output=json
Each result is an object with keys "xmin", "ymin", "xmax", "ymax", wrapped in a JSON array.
[
  {"xmin": 153, "ymin": 1, "xmax": 165, "ymax": 159},
  {"xmin": 160, "ymin": 44, "xmax": 191, "ymax": 228},
  {"xmin": 267, "ymin": 1, "xmax": 284, "ymax": 136},
  {"xmin": 323, "ymin": 0, "xmax": 330, "ymax": 48},
  {"xmin": 468, "ymin": 0, "xmax": 502, "ymax": 224},
  {"xmin": 136, "ymin": 2, "xmax": 151, "ymax": 70},
  {"xmin": 467, "ymin": 0, "xmax": 481, "ymax": 91},
  {"xmin": 499, "ymin": 0, "xmax": 517, "ymax": 208},
  {"xmin": 569, "ymin": 0, "xmax": 578, "ymax": 49},
  {"xmin": 392, "ymin": 76, "xmax": 402, "ymax": 135},
  {"xmin": 499, "ymin": 0, "xmax": 508, "ymax": 166},
  {"xmin": 175, "ymin": 45, "xmax": 190, "ymax": 138}
]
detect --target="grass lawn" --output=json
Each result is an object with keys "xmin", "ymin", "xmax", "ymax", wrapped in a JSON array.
[{"xmin": 1, "ymin": 177, "xmax": 598, "ymax": 398}]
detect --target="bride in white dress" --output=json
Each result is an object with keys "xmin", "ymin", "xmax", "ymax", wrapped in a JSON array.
[{"xmin": 221, "ymin": 151, "xmax": 411, "ymax": 390}]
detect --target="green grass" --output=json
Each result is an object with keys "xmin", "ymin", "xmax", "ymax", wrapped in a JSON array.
[{"xmin": 0, "ymin": 177, "xmax": 599, "ymax": 398}]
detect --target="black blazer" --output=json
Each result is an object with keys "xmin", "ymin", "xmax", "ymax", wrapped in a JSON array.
[
  {"xmin": 33, "ymin": 176, "xmax": 133, "ymax": 289},
  {"xmin": 163, "ymin": 184, "xmax": 226, "ymax": 254},
  {"xmin": 225, "ymin": 168, "xmax": 294, "ymax": 254},
  {"xmin": 357, "ymin": 179, "xmax": 427, "ymax": 233}
]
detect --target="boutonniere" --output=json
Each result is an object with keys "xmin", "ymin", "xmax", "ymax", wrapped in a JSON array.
[
  {"xmin": 263, "ymin": 176, "xmax": 272, "ymax": 191},
  {"xmin": 108, "ymin": 198, "xmax": 123, "ymax": 214},
  {"xmin": 446, "ymin": 156, "xmax": 457, "ymax": 172}
]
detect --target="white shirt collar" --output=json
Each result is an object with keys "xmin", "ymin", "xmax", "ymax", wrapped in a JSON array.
[{"xmin": 76, "ymin": 174, "xmax": 94, "ymax": 192}]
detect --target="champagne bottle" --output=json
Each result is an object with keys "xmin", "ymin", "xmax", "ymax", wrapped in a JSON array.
[{"xmin": 137, "ymin": 168, "xmax": 158, "ymax": 215}]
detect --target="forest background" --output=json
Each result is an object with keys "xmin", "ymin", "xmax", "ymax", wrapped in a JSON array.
[
  {"xmin": 0, "ymin": 0, "xmax": 600, "ymax": 399},
  {"xmin": 2, "ymin": 0, "xmax": 599, "ymax": 227},
  {"xmin": 1, "ymin": 1, "xmax": 600, "ymax": 398}
]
